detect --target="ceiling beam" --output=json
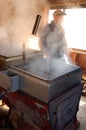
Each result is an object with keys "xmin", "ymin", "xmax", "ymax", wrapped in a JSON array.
[{"xmin": 48, "ymin": 0, "xmax": 86, "ymax": 9}]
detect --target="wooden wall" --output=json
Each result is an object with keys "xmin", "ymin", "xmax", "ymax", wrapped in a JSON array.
[
  {"xmin": 48, "ymin": 0, "xmax": 86, "ymax": 9},
  {"xmin": 69, "ymin": 49, "xmax": 86, "ymax": 73}
]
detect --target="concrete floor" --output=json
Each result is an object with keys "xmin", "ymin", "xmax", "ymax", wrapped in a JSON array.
[{"xmin": 77, "ymin": 95, "xmax": 86, "ymax": 130}]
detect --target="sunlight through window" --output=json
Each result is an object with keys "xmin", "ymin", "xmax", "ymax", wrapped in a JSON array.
[{"xmin": 49, "ymin": 8, "xmax": 86, "ymax": 50}]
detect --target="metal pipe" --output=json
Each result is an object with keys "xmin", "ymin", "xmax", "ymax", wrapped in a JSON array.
[
  {"xmin": 32, "ymin": 14, "xmax": 41, "ymax": 35},
  {"xmin": 22, "ymin": 43, "xmax": 26, "ymax": 66}
]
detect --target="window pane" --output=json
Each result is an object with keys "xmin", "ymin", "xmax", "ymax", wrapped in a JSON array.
[{"xmin": 49, "ymin": 9, "xmax": 86, "ymax": 50}]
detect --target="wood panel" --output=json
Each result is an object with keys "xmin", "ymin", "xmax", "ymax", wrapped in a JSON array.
[
  {"xmin": 48, "ymin": 0, "xmax": 86, "ymax": 9},
  {"xmin": 76, "ymin": 53, "xmax": 86, "ymax": 70},
  {"xmin": 69, "ymin": 49, "xmax": 86, "ymax": 70}
]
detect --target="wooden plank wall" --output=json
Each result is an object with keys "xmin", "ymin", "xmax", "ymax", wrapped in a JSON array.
[
  {"xmin": 69, "ymin": 49, "xmax": 86, "ymax": 72},
  {"xmin": 48, "ymin": 0, "xmax": 86, "ymax": 8}
]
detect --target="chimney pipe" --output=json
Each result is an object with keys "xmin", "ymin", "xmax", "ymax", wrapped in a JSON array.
[{"xmin": 32, "ymin": 14, "xmax": 41, "ymax": 35}]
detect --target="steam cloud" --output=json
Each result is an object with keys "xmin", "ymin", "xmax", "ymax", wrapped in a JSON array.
[
  {"xmin": 0, "ymin": 0, "xmax": 73, "ymax": 75},
  {"xmin": 39, "ymin": 18, "xmax": 72, "ymax": 65},
  {"xmin": 0, "ymin": 0, "xmax": 49, "ymax": 56}
]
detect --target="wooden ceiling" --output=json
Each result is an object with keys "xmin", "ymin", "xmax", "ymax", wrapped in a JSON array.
[{"xmin": 48, "ymin": 0, "xmax": 86, "ymax": 9}]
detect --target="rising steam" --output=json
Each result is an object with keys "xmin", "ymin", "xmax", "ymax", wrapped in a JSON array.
[
  {"xmin": 0, "ymin": 0, "xmax": 49, "ymax": 56},
  {"xmin": 0, "ymin": 0, "xmax": 73, "ymax": 76}
]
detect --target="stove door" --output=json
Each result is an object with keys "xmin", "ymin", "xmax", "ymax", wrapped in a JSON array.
[{"xmin": 49, "ymin": 84, "xmax": 83, "ymax": 130}]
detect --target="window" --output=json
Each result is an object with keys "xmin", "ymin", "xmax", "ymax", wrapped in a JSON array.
[{"xmin": 49, "ymin": 8, "xmax": 86, "ymax": 50}]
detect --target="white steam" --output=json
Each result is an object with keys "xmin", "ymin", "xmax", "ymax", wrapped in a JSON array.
[{"xmin": 0, "ymin": 0, "xmax": 49, "ymax": 56}]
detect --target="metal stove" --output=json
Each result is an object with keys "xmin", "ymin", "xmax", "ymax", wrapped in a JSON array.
[
  {"xmin": 0, "ymin": 53, "xmax": 83, "ymax": 130},
  {"xmin": 8, "ymin": 56, "xmax": 82, "ymax": 103}
]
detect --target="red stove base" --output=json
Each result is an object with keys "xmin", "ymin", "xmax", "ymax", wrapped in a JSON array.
[
  {"xmin": 9, "ymin": 108, "xmax": 79, "ymax": 130},
  {"xmin": 4, "ymin": 91, "xmax": 51, "ymax": 130},
  {"xmin": 2, "ymin": 84, "xmax": 82, "ymax": 130}
]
